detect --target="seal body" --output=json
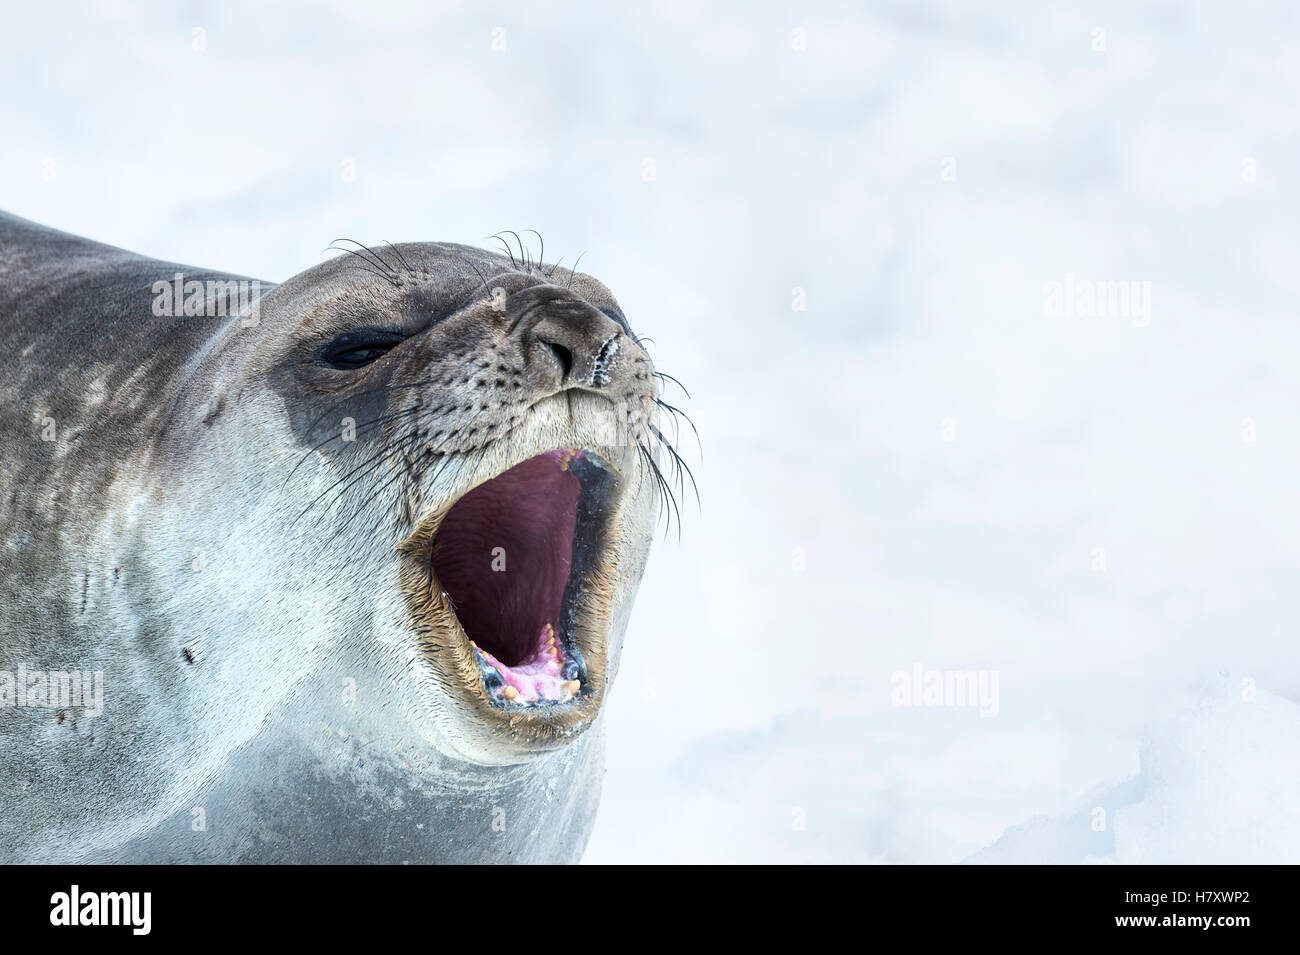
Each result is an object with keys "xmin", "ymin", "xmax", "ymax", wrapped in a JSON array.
[{"xmin": 0, "ymin": 212, "xmax": 662, "ymax": 862}]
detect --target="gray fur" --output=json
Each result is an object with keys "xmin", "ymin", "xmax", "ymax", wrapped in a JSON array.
[{"xmin": 0, "ymin": 212, "xmax": 658, "ymax": 863}]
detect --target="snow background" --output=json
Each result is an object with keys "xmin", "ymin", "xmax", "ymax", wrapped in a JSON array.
[{"xmin": 2, "ymin": 0, "xmax": 1298, "ymax": 863}]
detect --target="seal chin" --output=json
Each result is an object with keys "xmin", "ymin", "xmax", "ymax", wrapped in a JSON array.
[{"xmin": 400, "ymin": 445, "xmax": 628, "ymax": 758}]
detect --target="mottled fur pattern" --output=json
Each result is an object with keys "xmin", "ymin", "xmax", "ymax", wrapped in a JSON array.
[{"xmin": 0, "ymin": 212, "xmax": 659, "ymax": 862}]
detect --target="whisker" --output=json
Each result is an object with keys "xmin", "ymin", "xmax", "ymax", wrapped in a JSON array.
[
  {"xmin": 294, "ymin": 428, "xmax": 424, "ymax": 524},
  {"xmin": 524, "ymin": 229, "xmax": 544, "ymax": 271},
  {"xmin": 285, "ymin": 405, "xmax": 426, "ymax": 486},
  {"xmin": 653, "ymin": 371, "xmax": 691, "ymax": 399},
  {"xmin": 651, "ymin": 423, "xmax": 700, "ymax": 511},
  {"xmin": 329, "ymin": 239, "xmax": 400, "ymax": 279},
  {"xmin": 641, "ymin": 438, "xmax": 682, "ymax": 540},
  {"xmin": 501, "ymin": 231, "xmax": 527, "ymax": 270},
  {"xmin": 655, "ymin": 398, "xmax": 702, "ymax": 460},
  {"xmin": 489, "ymin": 233, "xmax": 519, "ymax": 269},
  {"xmin": 567, "ymin": 252, "xmax": 586, "ymax": 288},
  {"xmin": 458, "ymin": 256, "xmax": 494, "ymax": 297},
  {"xmin": 383, "ymin": 240, "xmax": 415, "ymax": 273}
]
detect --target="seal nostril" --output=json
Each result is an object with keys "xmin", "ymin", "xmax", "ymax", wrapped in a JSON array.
[{"xmin": 541, "ymin": 339, "xmax": 573, "ymax": 379}]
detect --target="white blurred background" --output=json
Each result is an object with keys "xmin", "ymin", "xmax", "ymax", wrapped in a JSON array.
[{"xmin": 3, "ymin": 0, "xmax": 1298, "ymax": 863}]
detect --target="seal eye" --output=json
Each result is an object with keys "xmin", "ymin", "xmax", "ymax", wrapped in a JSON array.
[{"xmin": 322, "ymin": 328, "xmax": 408, "ymax": 369}]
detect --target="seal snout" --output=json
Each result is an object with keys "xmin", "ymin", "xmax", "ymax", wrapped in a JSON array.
[{"xmin": 510, "ymin": 286, "xmax": 626, "ymax": 391}]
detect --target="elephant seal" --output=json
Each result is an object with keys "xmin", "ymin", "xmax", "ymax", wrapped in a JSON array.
[{"xmin": 0, "ymin": 212, "xmax": 686, "ymax": 863}]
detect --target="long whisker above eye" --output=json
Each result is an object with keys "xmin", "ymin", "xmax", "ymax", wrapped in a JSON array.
[
  {"xmin": 382, "ymin": 240, "xmax": 414, "ymax": 273},
  {"xmin": 327, "ymin": 240, "xmax": 403, "ymax": 287},
  {"xmin": 524, "ymin": 230, "xmax": 544, "ymax": 272},
  {"xmin": 330, "ymin": 257, "xmax": 400, "ymax": 288},
  {"xmin": 567, "ymin": 252, "xmax": 586, "ymax": 288},
  {"xmin": 334, "ymin": 238, "xmax": 400, "ymax": 277},
  {"xmin": 500, "ymin": 231, "xmax": 527, "ymax": 272},
  {"xmin": 489, "ymin": 233, "xmax": 519, "ymax": 269},
  {"xmin": 457, "ymin": 255, "xmax": 495, "ymax": 297}
]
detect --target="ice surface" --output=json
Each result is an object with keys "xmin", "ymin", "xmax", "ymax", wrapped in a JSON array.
[{"xmin": 3, "ymin": 0, "xmax": 1296, "ymax": 863}]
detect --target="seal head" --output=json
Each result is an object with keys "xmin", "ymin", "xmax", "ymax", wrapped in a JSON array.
[{"xmin": 0, "ymin": 215, "xmax": 681, "ymax": 861}]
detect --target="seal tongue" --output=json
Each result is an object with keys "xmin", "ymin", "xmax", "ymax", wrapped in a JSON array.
[
  {"xmin": 471, "ymin": 624, "xmax": 581, "ymax": 704},
  {"xmin": 432, "ymin": 450, "xmax": 582, "ymax": 669}
]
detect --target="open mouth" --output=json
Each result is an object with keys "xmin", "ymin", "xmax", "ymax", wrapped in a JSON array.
[{"xmin": 429, "ymin": 448, "xmax": 616, "ymax": 708}]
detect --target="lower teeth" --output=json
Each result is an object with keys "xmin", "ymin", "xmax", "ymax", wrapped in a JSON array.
[{"xmin": 471, "ymin": 624, "xmax": 582, "ymax": 704}]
